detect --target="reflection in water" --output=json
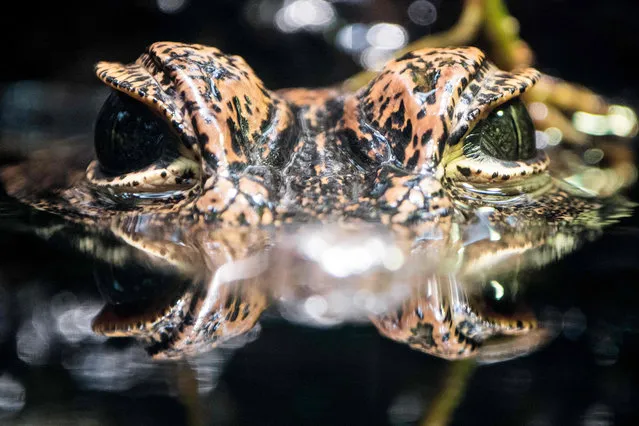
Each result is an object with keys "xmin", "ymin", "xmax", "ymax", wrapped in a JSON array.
[
  {"xmin": 5, "ymin": 203, "xmax": 626, "ymax": 423},
  {"xmin": 1, "ymin": 151, "xmax": 635, "ymax": 423},
  {"xmin": 62, "ymin": 207, "xmax": 613, "ymax": 362}
]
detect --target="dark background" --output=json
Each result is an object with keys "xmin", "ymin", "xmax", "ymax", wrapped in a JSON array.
[
  {"xmin": 1, "ymin": 0, "xmax": 638, "ymax": 94},
  {"xmin": 1, "ymin": 1, "xmax": 639, "ymax": 425}
]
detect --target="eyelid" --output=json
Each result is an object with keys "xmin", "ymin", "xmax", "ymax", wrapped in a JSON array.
[
  {"xmin": 91, "ymin": 90, "xmax": 202, "ymax": 198},
  {"xmin": 444, "ymin": 149, "xmax": 550, "ymax": 186},
  {"xmin": 86, "ymin": 156, "xmax": 201, "ymax": 195}
]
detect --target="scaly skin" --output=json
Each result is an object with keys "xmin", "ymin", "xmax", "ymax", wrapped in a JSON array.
[{"xmin": 0, "ymin": 42, "xmax": 632, "ymax": 360}]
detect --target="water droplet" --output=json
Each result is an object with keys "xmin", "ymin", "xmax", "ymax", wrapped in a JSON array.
[
  {"xmin": 528, "ymin": 102, "xmax": 548, "ymax": 121},
  {"xmin": 583, "ymin": 148, "xmax": 604, "ymax": 165},
  {"xmin": 157, "ymin": 0, "xmax": 188, "ymax": 14},
  {"xmin": 535, "ymin": 130, "xmax": 549, "ymax": 149},
  {"xmin": 545, "ymin": 127, "xmax": 563, "ymax": 146},
  {"xmin": 407, "ymin": 0, "xmax": 438, "ymax": 26},
  {"xmin": 335, "ymin": 23, "xmax": 369, "ymax": 53},
  {"xmin": 275, "ymin": 0, "xmax": 336, "ymax": 33},
  {"xmin": 359, "ymin": 47, "xmax": 395, "ymax": 71},
  {"xmin": 366, "ymin": 23, "xmax": 408, "ymax": 50}
]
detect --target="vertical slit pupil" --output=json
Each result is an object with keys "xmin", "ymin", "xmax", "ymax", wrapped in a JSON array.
[{"xmin": 465, "ymin": 98, "xmax": 537, "ymax": 161}]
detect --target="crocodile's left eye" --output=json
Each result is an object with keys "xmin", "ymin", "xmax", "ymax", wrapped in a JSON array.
[
  {"xmin": 463, "ymin": 99, "xmax": 536, "ymax": 162},
  {"xmin": 94, "ymin": 91, "xmax": 176, "ymax": 175},
  {"xmin": 87, "ymin": 90, "xmax": 200, "ymax": 197}
]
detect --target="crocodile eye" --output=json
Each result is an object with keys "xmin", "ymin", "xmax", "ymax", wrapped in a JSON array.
[
  {"xmin": 94, "ymin": 91, "xmax": 177, "ymax": 175},
  {"xmin": 445, "ymin": 97, "xmax": 549, "ymax": 188},
  {"xmin": 464, "ymin": 98, "xmax": 536, "ymax": 161}
]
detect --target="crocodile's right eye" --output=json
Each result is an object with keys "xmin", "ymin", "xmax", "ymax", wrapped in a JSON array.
[
  {"xmin": 94, "ymin": 91, "xmax": 177, "ymax": 175},
  {"xmin": 443, "ymin": 97, "xmax": 550, "ymax": 188},
  {"xmin": 463, "ymin": 98, "xmax": 537, "ymax": 162}
]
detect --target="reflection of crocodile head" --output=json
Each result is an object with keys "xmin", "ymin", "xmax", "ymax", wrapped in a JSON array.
[{"xmin": 0, "ymin": 43, "xmax": 633, "ymax": 360}]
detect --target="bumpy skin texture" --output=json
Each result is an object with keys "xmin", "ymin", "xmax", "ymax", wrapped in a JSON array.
[
  {"xmin": 87, "ymin": 42, "xmax": 543, "ymax": 228},
  {"xmin": 1, "ymin": 42, "xmax": 627, "ymax": 360}
]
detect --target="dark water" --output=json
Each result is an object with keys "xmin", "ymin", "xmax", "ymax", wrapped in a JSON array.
[
  {"xmin": 2, "ymin": 221, "xmax": 639, "ymax": 425},
  {"xmin": 1, "ymin": 1, "xmax": 639, "ymax": 425}
]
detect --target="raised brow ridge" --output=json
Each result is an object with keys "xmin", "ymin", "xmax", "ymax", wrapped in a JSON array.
[
  {"xmin": 341, "ymin": 47, "xmax": 488, "ymax": 172},
  {"xmin": 341, "ymin": 47, "xmax": 539, "ymax": 173}
]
